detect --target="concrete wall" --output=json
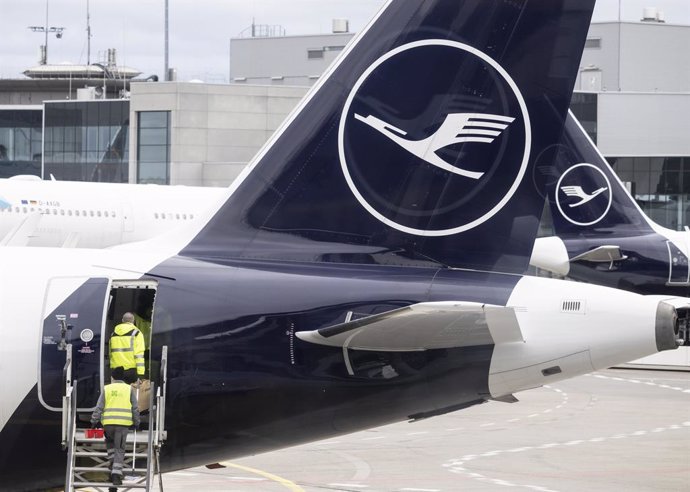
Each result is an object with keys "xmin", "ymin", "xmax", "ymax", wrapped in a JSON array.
[
  {"xmin": 230, "ymin": 33, "xmax": 354, "ymax": 86},
  {"xmin": 597, "ymin": 92, "xmax": 690, "ymax": 156},
  {"xmin": 580, "ymin": 22, "xmax": 690, "ymax": 93},
  {"xmin": 129, "ymin": 82, "xmax": 308, "ymax": 187}
]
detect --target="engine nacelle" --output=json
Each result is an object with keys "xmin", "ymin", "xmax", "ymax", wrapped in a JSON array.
[{"xmin": 488, "ymin": 276, "xmax": 686, "ymax": 397}]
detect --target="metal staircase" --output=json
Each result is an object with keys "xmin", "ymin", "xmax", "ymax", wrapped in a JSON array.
[{"xmin": 62, "ymin": 345, "xmax": 168, "ymax": 491}]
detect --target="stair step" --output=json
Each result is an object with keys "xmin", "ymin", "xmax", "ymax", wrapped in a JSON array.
[
  {"xmin": 74, "ymin": 451, "xmax": 149, "ymax": 458},
  {"xmin": 73, "ymin": 466, "xmax": 148, "ymax": 473},
  {"xmin": 72, "ymin": 480, "xmax": 148, "ymax": 488}
]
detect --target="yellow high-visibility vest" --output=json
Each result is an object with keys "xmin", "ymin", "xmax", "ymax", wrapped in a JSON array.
[
  {"xmin": 102, "ymin": 382, "xmax": 133, "ymax": 426},
  {"xmin": 110, "ymin": 323, "xmax": 146, "ymax": 376}
]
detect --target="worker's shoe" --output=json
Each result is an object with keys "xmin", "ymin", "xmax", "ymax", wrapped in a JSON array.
[{"xmin": 111, "ymin": 473, "xmax": 122, "ymax": 485}]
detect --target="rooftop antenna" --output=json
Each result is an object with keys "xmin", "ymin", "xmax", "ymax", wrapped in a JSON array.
[
  {"xmin": 86, "ymin": 0, "xmax": 92, "ymax": 65},
  {"xmin": 28, "ymin": 0, "xmax": 65, "ymax": 65},
  {"xmin": 164, "ymin": 0, "xmax": 169, "ymax": 80}
]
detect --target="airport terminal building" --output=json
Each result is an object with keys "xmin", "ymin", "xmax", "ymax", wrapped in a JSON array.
[{"xmin": 0, "ymin": 13, "xmax": 688, "ymax": 227}]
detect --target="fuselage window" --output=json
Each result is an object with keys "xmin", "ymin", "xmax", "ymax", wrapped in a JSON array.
[
  {"xmin": 14, "ymin": 207, "xmax": 19, "ymax": 213},
  {"xmin": 22, "ymin": 207, "xmax": 27, "ymax": 213},
  {"xmin": 68, "ymin": 210, "xmax": 73, "ymax": 216},
  {"xmin": 60, "ymin": 209, "xmax": 65, "ymax": 216},
  {"xmin": 182, "ymin": 214, "xmax": 187, "ymax": 220},
  {"xmin": 75, "ymin": 210, "xmax": 80, "ymax": 217},
  {"xmin": 52, "ymin": 209, "xmax": 57, "ymax": 215},
  {"xmin": 111, "ymin": 211, "xmax": 116, "ymax": 218},
  {"xmin": 82, "ymin": 210, "xmax": 87, "ymax": 217},
  {"xmin": 154, "ymin": 213, "xmax": 159, "ymax": 219},
  {"xmin": 97, "ymin": 211, "xmax": 102, "ymax": 217},
  {"xmin": 90, "ymin": 210, "xmax": 94, "ymax": 217},
  {"xmin": 104, "ymin": 211, "xmax": 109, "ymax": 218},
  {"xmin": 175, "ymin": 213, "xmax": 180, "ymax": 220}
]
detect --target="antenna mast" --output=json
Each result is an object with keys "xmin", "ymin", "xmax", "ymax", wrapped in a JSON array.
[{"xmin": 86, "ymin": 0, "xmax": 92, "ymax": 65}]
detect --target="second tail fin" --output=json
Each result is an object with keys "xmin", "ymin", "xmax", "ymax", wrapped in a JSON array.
[{"xmin": 545, "ymin": 112, "xmax": 657, "ymax": 237}]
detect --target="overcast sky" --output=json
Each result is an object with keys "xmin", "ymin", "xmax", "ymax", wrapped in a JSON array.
[{"xmin": 2, "ymin": 0, "xmax": 688, "ymax": 82}]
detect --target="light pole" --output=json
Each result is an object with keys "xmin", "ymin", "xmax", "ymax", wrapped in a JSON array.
[{"xmin": 28, "ymin": 0, "xmax": 65, "ymax": 65}]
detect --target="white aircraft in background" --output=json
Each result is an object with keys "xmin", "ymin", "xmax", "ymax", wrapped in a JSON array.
[{"xmin": 0, "ymin": 175, "xmax": 226, "ymax": 247}]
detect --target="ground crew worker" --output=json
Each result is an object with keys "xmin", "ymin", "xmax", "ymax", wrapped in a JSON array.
[
  {"xmin": 91, "ymin": 366, "xmax": 140, "ymax": 486},
  {"xmin": 110, "ymin": 312, "xmax": 145, "ymax": 384}
]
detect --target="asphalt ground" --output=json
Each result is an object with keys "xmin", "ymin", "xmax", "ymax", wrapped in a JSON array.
[{"xmin": 103, "ymin": 369, "xmax": 690, "ymax": 492}]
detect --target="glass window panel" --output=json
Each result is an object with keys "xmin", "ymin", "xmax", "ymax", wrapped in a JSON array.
[
  {"xmin": 633, "ymin": 156, "xmax": 651, "ymax": 175},
  {"xmin": 139, "ymin": 128, "xmax": 168, "ymax": 146},
  {"xmin": 139, "ymin": 112, "xmax": 168, "ymax": 129},
  {"xmin": 138, "ymin": 145, "xmax": 167, "ymax": 163},
  {"xmin": 655, "ymin": 157, "xmax": 679, "ymax": 194},
  {"xmin": 42, "ymin": 101, "xmax": 128, "ymax": 182},
  {"xmin": 138, "ymin": 161, "xmax": 168, "ymax": 184},
  {"xmin": 609, "ymin": 157, "xmax": 633, "ymax": 183},
  {"xmin": 682, "ymin": 172, "xmax": 690, "ymax": 195},
  {"xmin": 634, "ymin": 171, "xmax": 652, "ymax": 196}
]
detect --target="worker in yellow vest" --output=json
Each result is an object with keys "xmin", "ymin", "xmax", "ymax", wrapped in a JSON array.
[
  {"xmin": 110, "ymin": 312, "xmax": 146, "ymax": 384},
  {"xmin": 91, "ymin": 366, "xmax": 140, "ymax": 486}
]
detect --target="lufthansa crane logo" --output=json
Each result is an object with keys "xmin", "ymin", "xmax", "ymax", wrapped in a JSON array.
[
  {"xmin": 556, "ymin": 163, "xmax": 613, "ymax": 226},
  {"xmin": 353, "ymin": 113, "xmax": 516, "ymax": 180},
  {"xmin": 338, "ymin": 40, "xmax": 530, "ymax": 237}
]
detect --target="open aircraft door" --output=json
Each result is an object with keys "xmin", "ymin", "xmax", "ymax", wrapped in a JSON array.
[
  {"xmin": 39, "ymin": 277, "xmax": 111, "ymax": 412},
  {"xmin": 39, "ymin": 277, "xmax": 159, "ymax": 412}
]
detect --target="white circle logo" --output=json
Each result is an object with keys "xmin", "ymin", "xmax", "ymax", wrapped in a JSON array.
[
  {"xmin": 338, "ymin": 40, "xmax": 531, "ymax": 237},
  {"xmin": 555, "ymin": 163, "xmax": 612, "ymax": 226},
  {"xmin": 80, "ymin": 328, "xmax": 94, "ymax": 343}
]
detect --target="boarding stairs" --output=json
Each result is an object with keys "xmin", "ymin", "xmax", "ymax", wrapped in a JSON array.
[{"xmin": 61, "ymin": 345, "xmax": 169, "ymax": 491}]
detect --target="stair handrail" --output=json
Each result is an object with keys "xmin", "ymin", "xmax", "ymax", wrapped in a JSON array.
[
  {"xmin": 61, "ymin": 343, "xmax": 73, "ymax": 447},
  {"xmin": 157, "ymin": 345, "xmax": 168, "ymax": 445},
  {"xmin": 64, "ymin": 379, "xmax": 78, "ymax": 491},
  {"xmin": 145, "ymin": 381, "xmax": 156, "ymax": 492}
]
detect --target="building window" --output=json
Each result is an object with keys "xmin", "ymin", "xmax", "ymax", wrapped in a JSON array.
[
  {"xmin": 584, "ymin": 38, "xmax": 601, "ymax": 49},
  {"xmin": 307, "ymin": 49, "xmax": 324, "ymax": 59},
  {"xmin": 0, "ymin": 108, "xmax": 43, "ymax": 179},
  {"xmin": 43, "ymin": 100, "xmax": 129, "ymax": 183},
  {"xmin": 137, "ymin": 111, "xmax": 170, "ymax": 185},
  {"xmin": 570, "ymin": 92, "xmax": 597, "ymax": 144},
  {"xmin": 609, "ymin": 156, "xmax": 690, "ymax": 231}
]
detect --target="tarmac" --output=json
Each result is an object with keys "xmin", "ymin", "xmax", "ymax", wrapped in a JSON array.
[{"xmin": 135, "ymin": 368, "xmax": 690, "ymax": 491}]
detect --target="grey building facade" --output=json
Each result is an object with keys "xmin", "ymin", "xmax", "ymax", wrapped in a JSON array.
[
  {"xmin": 1, "ymin": 17, "xmax": 688, "ymax": 229},
  {"xmin": 572, "ymin": 19, "xmax": 690, "ymax": 230}
]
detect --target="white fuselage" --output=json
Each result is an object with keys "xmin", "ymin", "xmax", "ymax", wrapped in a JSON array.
[{"xmin": 0, "ymin": 177, "xmax": 227, "ymax": 248}]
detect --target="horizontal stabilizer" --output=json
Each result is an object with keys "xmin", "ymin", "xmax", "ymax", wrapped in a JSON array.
[
  {"xmin": 296, "ymin": 302, "xmax": 522, "ymax": 352},
  {"xmin": 0, "ymin": 212, "xmax": 41, "ymax": 246},
  {"xmin": 570, "ymin": 245, "xmax": 627, "ymax": 263}
]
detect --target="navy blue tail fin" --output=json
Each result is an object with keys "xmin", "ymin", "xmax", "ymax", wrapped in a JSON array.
[
  {"xmin": 182, "ymin": 0, "xmax": 595, "ymax": 274},
  {"xmin": 545, "ymin": 112, "xmax": 656, "ymax": 237}
]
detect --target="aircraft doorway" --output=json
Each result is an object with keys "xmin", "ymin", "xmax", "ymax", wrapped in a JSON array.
[
  {"xmin": 38, "ymin": 278, "xmax": 158, "ymax": 412},
  {"xmin": 105, "ymin": 280, "xmax": 158, "ymax": 383}
]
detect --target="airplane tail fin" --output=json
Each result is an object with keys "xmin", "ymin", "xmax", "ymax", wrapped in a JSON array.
[
  {"xmin": 182, "ymin": 0, "xmax": 595, "ymax": 274},
  {"xmin": 545, "ymin": 112, "xmax": 657, "ymax": 236}
]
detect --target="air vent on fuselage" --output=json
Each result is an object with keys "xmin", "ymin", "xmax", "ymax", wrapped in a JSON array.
[{"xmin": 561, "ymin": 300, "xmax": 585, "ymax": 314}]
